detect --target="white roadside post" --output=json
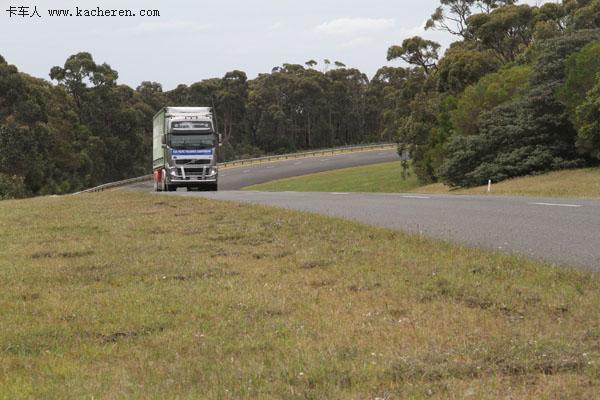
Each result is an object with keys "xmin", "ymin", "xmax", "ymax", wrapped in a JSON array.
[{"xmin": 487, "ymin": 180, "xmax": 492, "ymax": 193}]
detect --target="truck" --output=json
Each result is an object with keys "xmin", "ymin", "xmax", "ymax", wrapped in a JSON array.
[{"xmin": 152, "ymin": 107, "xmax": 221, "ymax": 192}]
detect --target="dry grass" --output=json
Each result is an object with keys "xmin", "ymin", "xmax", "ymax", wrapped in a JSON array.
[
  {"xmin": 248, "ymin": 162, "xmax": 600, "ymax": 200},
  {"xmin": 0, "ymin": 192, "xmax": 598, "ymax": 399},
  {"xmin": 417, "ymin": 168, "xmax": 600, "ymax": 199}
]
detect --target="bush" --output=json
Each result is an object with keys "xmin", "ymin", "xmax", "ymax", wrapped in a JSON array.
[
  {"xmin": 450, "ymin": 65, "xmax": 531, "ymax": 136},
  {"xmin": 0, "ymin": 174, "xmax": 26, "ymax": 199}
]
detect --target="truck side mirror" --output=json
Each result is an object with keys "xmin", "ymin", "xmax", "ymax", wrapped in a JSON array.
[
  {"xmin": 218, "ymin": 133, "xmax": 223, "ymax": 147},
  {"xmin": 161, "ymin": 135, "xmax": 167, "ymax": 148}
]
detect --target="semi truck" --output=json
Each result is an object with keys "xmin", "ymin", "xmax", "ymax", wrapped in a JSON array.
[{"xmin": 152, "ymin": 107, "xmax": 221, "ymax": 192}]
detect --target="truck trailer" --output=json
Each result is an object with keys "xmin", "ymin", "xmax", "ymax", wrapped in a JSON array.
[{"xmin": 153, "ymin": 107, "xmax": 221, "ymax": 192}]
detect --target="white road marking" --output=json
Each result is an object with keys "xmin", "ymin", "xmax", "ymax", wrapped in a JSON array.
[
  {"xmin": 266, "ymin": 166, "xmax": 275, "ymax": 169},
  {"xmin": 294, "ymin": 162, "xmax": 302, "ymax": 165},
  {"xmin": 243, "ymin": 170, "xmax": 251, "ymax": 174},
  {"xmin": 332, "ymin": 192, "xmax": 349, "ymax": 195},
  {"xmin": 402, "ymin": 195, "xmax": 431, "ymax": 199},
  {"xmin": 529, "ymin": 202, "xmax": 582, "ymax": 208}
]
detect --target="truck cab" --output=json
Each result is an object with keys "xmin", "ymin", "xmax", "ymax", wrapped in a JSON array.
[{"xmin": 153, "ymin": 107, "xmax": 221, "ymax": 192}]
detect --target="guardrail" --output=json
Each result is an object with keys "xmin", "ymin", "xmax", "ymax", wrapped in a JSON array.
[
  {"xmin": 74, "ymin": 142, "xmax": 397, "ymax": 194},
  {"xmin": 219, "ymin": 143, "xmax": 396, "ymax": 168}
]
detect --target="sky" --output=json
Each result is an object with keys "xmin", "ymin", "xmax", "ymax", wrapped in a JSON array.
[{"xmin": 1, "ymin": 0, "xmax": 551, "ymax": 90}]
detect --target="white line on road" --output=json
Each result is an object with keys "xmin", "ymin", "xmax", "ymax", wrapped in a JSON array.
[
  {"xmin": 243, "ymin": 170, "xmax": 251, "ymax": 174},
  {"xmin": 529, "ymin": 202, "xmax": 582, "ymax": 208},
  {"xmin": 266, "ymin": 166, "xmax": 275, "ymax": 169},
  {"xmin": 331, "ymin": 192, "xmax": 349, "ymax": 195},
  {"xmin": 294, "ymin": 162, "xmax": 302, "ymax": 165},
  {"xmin": 402, "ymin": 195, "xmax": 431, "ymax": 199}
]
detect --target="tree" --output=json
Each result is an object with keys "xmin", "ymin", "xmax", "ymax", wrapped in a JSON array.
[
  {"xmin": 50, "ymin": 52, "xmax": 118, "ymax": 116},
  {"xmin": 305, "ymin": 60, "xmax": 317, "ymax": 68},
  {"xmin": 466, "ymin": 4, "xmax": 535, "ymax": 62},
  {"xmin": 387, "ymin": 36, "xmax": 441, "ymax": 74},
  {"xmin": 451, "ymin": 64, "xmax": 531, "ymax": 136},
  {"xmin": 215, "ymin": 70, "xmax": 248, "ymax": 145},
  {"xmin": 436, "ymin": 43, "xmax": 501, "ymax": 93},
  {"xmin": 571, "ymin": 0, "xmax": 600, "ymax": 30},
  {"xmin": 560, "ymin": 42, "xmax": 600, "ymax": 119},
  {"xmin": 575, "ymin": 75, "xmax": 600, "ymax": 160},
  {"xmin": 425, "ymin": 0, "xmax": 516, "ymax": 38}
]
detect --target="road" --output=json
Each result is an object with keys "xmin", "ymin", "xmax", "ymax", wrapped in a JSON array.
[
  {"xmin": 128, "ymin": 148, "xmax": 400, "ymax": 191},
  {"xmin": 127, "ymin": 148, "xmax": 599, "ymax": 271},
  {"xmin": 169, "ymin": 190, "xmax": 600, "ymax": 271}
]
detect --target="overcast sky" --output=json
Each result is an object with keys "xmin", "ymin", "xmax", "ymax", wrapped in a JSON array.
[{"xmin": 1, "ymin": 0, "xmax": 550, "ymax": 90}]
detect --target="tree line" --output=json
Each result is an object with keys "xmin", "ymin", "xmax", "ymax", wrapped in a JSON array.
[{"xmin": 0, "ymin": 0, "xmax": 599, "ymax": 199}]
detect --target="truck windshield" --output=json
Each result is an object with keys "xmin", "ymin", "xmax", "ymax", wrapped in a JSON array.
[
  {"xmin": 170, "ymin": 135, "xmax": 215, "ymax": 150},
  {"xmin": 171, "ymin": 121, "xmax": 212, "ymax": 133}
]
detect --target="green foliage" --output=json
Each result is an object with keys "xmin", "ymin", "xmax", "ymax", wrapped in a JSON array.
[
  {"xmin": 436, "ymin": 44, "xmax": 501, "ymax": 93},
  {"xmin": 451, "ymin": 64, "xmax": 531, "ymax": 136},
  {"xmin": 571, "ymin": 0, "xmax": 600, "ymax": 30},
  {"xmin": 560, "ymin": 42, "xmax": 600, "ymax": 117},
  {"xmin": 387, "ymin": 36, "xmax": 441, "ymax": 74},
  {"xmin": 0, "ymin": 173, "xmax": 25, "ymax": 199},
  {"xmin": 466, "ymin": 4, "xmax": 535, "ymax": 62},
  {"xmin": 441, "ymin": 88, "xmax": 582, "ymax": 187},
  {"xmin": 575, "ymin": 75, "xmax": 600, "ymax": 160},
  {"xmin": 439, "ymin": 29, "xmax": 600, "ymax": 186},
  {"xmin": 425, "ymin": 1, "xmax": 517, "ymax": 38}
]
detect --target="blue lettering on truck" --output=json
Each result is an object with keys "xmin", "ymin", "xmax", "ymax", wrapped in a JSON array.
[{"xmin": 171, "ymin": 149, "xmax": 213, "ymax": 156}]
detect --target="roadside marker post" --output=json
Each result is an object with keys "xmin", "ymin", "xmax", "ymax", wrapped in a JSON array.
[{"xmin": 487, "ymin": 180, "xmax": 492, "ymax": 193}]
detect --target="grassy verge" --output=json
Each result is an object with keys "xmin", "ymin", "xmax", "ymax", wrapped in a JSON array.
[
  {"xmin": 246, "ymin": 162, "xmax": 421, "ymax": 193},
  {"xmin": 1, "ymin": 192, "xmax": 599, "ymax": 399},
  {"xmin": 418, "ymin": 168, "xmax": 600, "ymax": 198},
  {"xmin": 246, "ymin": 162, "xmax": 600, "ymax": 199}
]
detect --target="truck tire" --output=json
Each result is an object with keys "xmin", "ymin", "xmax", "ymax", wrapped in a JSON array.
[
  {"xmin": 209, "ymin": 183, "xmax": 218, "ymax": 192},
  {"xmin": 160, "ymin": 170, "xmax": 168, "ymax": 192}
]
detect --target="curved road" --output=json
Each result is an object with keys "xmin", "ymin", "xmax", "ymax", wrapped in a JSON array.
[
  {"xmin": 128, "ymin": 148, "xmax": 399, "ymax": 191},
  {"xmin": 128, "ymin": 149, "xmax": 600, "ymax": 271}
]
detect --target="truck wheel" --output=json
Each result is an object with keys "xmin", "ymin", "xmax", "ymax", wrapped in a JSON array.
[
  {"xmin": 168, "ymin": 185, "xmax": 177, "ymax": 192},
  {"xmin": 209, "ymin": 183, "xmax": 218, "ymax": 192},
  {"xmin": 160, "ymin": 170, "xmax": 168, "ymax": 192}
]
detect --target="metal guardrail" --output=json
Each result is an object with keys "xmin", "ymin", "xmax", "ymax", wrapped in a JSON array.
[
  {"xmin": 74, "ymin": 142, "xmax": 396, "ymax": 194},
  {"xmin": 219, "ymin": 143, "xmax": 396, "ymax": 168}
]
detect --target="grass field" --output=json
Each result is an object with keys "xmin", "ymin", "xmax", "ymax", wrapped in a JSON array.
[
  {"xmin": 246, "ymin": 162, "xmax": 421, "ymax": 193},
  {"xmin": 1, "ymin": 191, "xmax": 599, "ymax": 399},
  {"xmin": 246, "ymin": 162, "xmax": 600, "ymax": 199}
]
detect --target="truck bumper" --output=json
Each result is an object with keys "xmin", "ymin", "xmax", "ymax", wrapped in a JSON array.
[{"xmin": 169, "ymin": 178, "xmax": 217, "ymax": 184}]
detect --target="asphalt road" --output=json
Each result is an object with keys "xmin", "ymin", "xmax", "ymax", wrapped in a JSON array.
[
  {"xmin": 168, "ymin": 190, "xmax": 600, "ymax": 271},
  {"xmin": 126, "ymin": 148, "xmax": 599, "ymax": 271},
  {"xmin": 127, "ymin": 148, "xmax": 399, "ymax": 191}
]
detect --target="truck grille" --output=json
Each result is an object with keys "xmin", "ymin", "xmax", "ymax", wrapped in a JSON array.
[
  {"xmin": 175, "ymin": 159, "xmax": 210, "ymax": 165},
  {"xmin": 184, "ymin": 167, "xmax": 209, "ymax": 175}
]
